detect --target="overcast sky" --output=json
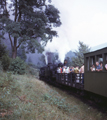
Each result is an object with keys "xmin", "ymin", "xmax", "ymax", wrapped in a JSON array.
[{"xmin": 45, "ymin": 0, "xmax": 107, "ymax": 62}]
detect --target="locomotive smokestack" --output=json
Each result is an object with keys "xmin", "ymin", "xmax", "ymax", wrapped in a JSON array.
[{"xmin": 44, "ymin": 51, "xmax": 59, "ymax": 65}]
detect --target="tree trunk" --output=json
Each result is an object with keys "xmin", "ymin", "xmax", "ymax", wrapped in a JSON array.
[
  {"xmin": 12, "ymin": 47, "xmax": 17, "ymax": 59},
  {"xmin": 12, "ymin": 38, "xmax": 17, "ymax": 59}
]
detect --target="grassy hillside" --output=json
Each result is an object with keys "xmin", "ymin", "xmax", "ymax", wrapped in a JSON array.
[{"xmin": 0, "ymin": 71, "xmax": 107, "ymax": 120}]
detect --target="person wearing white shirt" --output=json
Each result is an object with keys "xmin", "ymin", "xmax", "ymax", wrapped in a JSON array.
[{"xmin": 105, "ymin": 60, "xmax": 107, "ymax": 70}]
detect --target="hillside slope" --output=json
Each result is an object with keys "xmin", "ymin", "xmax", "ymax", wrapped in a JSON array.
[{"xmin": 0, "ymin": 72, "xmax": 107, "ymax": 120}]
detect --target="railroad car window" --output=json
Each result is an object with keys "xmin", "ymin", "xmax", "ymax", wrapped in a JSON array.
[
  {"xmin": 86, "ymin": 57, "xmax": 89, "ymax": 71},
  {"xmin": 90, "ymin": 56, "xmax": 95, "ymax": 72},
  {"xmin": 90, "ymin": 56, "xmax": 95, "ymax": 66},
  {"xmin": 97, "ymin": 55, "xmax": 103, "ymax": 63}
]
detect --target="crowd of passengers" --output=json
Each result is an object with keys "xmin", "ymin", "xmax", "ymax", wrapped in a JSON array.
[
  {"xmin": 57, "ymin": 60, "xmax": 107, "ymax": 73},
  {"xmin": 57, "ymin": 64, "xmax": 84, "ymax": 74},
  {"xmin": 90, "ymin": 60, "xmax": 107, "ymax": 71}
]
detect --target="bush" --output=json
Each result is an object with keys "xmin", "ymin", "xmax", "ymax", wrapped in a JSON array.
[
  {"xmin": 1, "ymin": 54, "xmax": 10, "ymax": 70},
  {"xmin": 9, "ymin": 57, "xmax": 26, "ymax": 74},
  {"xmin": 26, "ymin": 65, "xmax": 39, "ymax": 77},
  {"xmin": 0, "ymin": 40, "xmax": 7, "ymax": 60}
]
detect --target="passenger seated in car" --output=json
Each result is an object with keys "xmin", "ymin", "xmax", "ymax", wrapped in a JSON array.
[
  {"xmin": 90, "ymin": 64, "xmax": 95, "ymax": 71},
  {"xmin": 62, "ymin": 66, "xmax": 66, "ymax": 73},
  {"xmin": 69, "ymin": 66, "xmax": 72, "ymax": 72},
  {"xmin": 80, "ymin": 64, "xmax": 84, "ymax": 73},
  {"xmin": 96, "ymin": 61, "xmax": 101, "ymax": 71},
  {"xmin": 99, "ymin": 62, "xmax": 103, "ymax": 71},
  {"xmin": 74, "ymin": 66, "xmax": 79, "ymax": 73},
  {"xmin": 57, "ymin": 67, "xmax": 60, "ymax": 73},
  {"xmin": 105, "ymin": 60, "xmax": 107, "ymax": 70},
  {"xmin": 69, "ymin": 66, "xmax": 73, "ymax": 72}
]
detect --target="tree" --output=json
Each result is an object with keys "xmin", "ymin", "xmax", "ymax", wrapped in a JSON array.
[
  {"xmin": 17, "ymin": 45, "xmax": 27, "ymax": 61},
  {"xmin": 0, "ymin": 0, "xmax": 61, "ymax": 58},
  {"xmin": 65, "ymin": 50, "xmax": 75, "ymax": 66},
  {"xmin": 71, "ymin": 41, "xmax": 90, "ymax": 67}
]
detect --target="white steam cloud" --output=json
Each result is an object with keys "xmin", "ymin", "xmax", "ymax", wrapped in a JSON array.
[{"xmin": 44, "ymin": 0, "xmax": 107, "ymax": 63}]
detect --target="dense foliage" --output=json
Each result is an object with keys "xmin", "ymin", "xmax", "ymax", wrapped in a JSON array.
[
  {"xmin": 0, "ymin": 40, "xmax": 7, "ymax": 59},
  {"xmin": 17, "ymin": 46, "xmax": 27, "ymax": 61},
  {"xmin": 71, "ymin": 41, "xmax": 90, "ymax": 67},
  {"xmin": 0, "ymin": 0, "xmax": 61, "ymax": 58},
  {"xmin": 0, "ymin": 40, "xmax": 10, "ymax": 70},
  {"xmin": 1, "ymin": 54, "xmax": 10, "ymax": 70},
  {"xmin": 9, "ymin": 57, "xmax": 26, "ymax": 74}
]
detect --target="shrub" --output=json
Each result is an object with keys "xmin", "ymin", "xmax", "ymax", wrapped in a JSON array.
[
  {"xmin": 9, "ymin": 57, "xmax": 26, "ymax": 74},
  {"xmin": 0, "ymin": 40, "xmax": 7, "ymax": 60},
  {"xmin": 1, "ymin": 54, "xmax": 10, "ymax": 70},
  {"xmin": 26, "ymin": 65, "xmax": 39, "ymax": 77}
]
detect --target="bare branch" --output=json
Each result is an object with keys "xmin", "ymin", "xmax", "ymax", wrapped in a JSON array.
[
  {"xmin": 14, "ymin": 0, "xmax": 18, "ymax": 22},
  {"xmin": 18, "ymin": 6, "xmax": 21, "ymax": 22},
  {"xmin": 16, "ymin": 42, "xmax": 21, "ymax": 48}
]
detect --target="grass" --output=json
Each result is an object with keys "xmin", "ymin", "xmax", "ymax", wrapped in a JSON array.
[{"xmin": 0, "ymin": 70, "xmax": 107, "ymax": 120}]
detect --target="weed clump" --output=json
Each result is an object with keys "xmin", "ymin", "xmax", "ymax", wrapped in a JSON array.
[
  {"xmin": 42, "ymin": 91, "xmax": 79, "ymax": 114},
  {"xmin": 9, "ymin": 57, "xmax": 26, "ymax": 75}
]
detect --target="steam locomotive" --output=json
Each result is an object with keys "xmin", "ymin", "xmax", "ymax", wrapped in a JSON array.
[{"xmin": 39, "ymin": 47, "xmax": 107, "ymax": 101}]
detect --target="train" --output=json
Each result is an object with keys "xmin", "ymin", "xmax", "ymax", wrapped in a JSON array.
[{"xmin": 39, "ymin": 47, "xmax": 107, "ymax": 102}]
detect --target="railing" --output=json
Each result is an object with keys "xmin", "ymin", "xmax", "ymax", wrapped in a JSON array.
[{"xmin": 56, "ymin": 73, "xmax": 84, "ymax": 89}]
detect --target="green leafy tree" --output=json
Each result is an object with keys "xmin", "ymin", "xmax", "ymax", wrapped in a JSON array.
[
  {"xmin": 0, "ymin": 0, "xmax": 61, "ymax": 58},
  {"xmin": 71, "ymin": 41, "xmax": 90, "ymax": 67},
  {"xmin": 17, "ymin": 46, "xmax": 27, "ymax": 61}
]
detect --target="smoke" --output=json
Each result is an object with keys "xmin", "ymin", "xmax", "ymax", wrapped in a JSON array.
[
  {"xmin": 43, "ymin": 51, "xmax": 48, "ymax": 65},
  {"xmin": 44, "ymin": 28, "xmax": 71, "ymax": 63},
  {"xmin": 44, "ymin": 0, "xmax": 107, "ymax": 64},
  {"xmin": 43, "ymin": 50, "xmax": 58, "ymax": 64},
  {"xmin": 43, "ymin": 51, "xmax": 52, "ymax": 65},
  {"xmin": 43, "ymin": 0, "xmax": 72, "ymax": 63}
]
